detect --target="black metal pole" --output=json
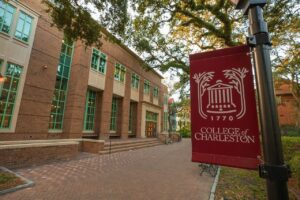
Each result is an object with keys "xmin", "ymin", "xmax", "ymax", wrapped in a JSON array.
[{"xmin": 247, "ymin": 5, "xmax": 289, "ymax": 200}]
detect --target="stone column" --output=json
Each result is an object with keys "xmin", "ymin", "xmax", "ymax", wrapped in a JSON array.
[
  {"xmin": 136, "ymin": 77, "xmax": 144, "ymax": 138},
  {"xmin": 98, "ymin": 57, "xmax": 114, "ymax": 140},
  {"xmin": 120, "ymin": 70, "xmax": 131, "ymax": 139}
]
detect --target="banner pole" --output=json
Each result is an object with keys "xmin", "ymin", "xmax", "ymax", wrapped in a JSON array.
[{"xmin": 246, "ymin": 4, "xmax": 289, "ymax": 200}]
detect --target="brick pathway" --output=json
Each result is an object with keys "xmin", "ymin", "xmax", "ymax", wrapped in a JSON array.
[{"xmin": 0, "ymin": 139, "xmax": 214, "ymax": 200}]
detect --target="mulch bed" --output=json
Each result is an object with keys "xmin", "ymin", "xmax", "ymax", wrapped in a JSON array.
[{"xmin": 0, "ymin": 169, "xmax": 25, "ymax": 192}]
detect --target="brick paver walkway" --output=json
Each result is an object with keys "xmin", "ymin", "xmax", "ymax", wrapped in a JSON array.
[{"xmin": 0, "ymin": 139, "xmax": 214, "ymax": 200}]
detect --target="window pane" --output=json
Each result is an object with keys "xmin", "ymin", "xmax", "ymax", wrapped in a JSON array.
[
  {"xmin": 24, "ymin": 22, "xmax": 31, "ymax": 35},
  {"xmin": 0, "ymin": 90, "xmax": 8, "ymax": 102},
  {"xmin": 19, "ymin": 13, "xmax": 25, "ymax": 20},
  {"xmin": 16, "ymin": 18, "xmax": 24, "ymax": 32},
  {"xmin": 5, "ymin": 103, "xmax": 13, "ymax": 115},
  {"xmin": 66, "ymin": 46, "xmax": 72, "ymax": 56},
  {"xmin": 2, "ymin": 115, "xmax": 11, "ymax": 128},
  {"xmin": 63, "ymin": 66, "xmax": 69, "ymax": 78},
  {"xmin": 64, "ymin": 56, "xmax": 71, "ymax": 66},
  {"xmin": 0, "ymin": 10, "xmax": 4, "ymax": 19}
]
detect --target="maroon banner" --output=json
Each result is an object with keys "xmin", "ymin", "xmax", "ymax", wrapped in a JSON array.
[{"xmin": 190, "ymin": 45, "xmax": 261, "ymax": 170}]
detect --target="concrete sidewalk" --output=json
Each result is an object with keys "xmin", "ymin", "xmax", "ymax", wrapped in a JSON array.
[{"xmin": 0, "ymin": 139, "xmax": 214, "ymax": 200}]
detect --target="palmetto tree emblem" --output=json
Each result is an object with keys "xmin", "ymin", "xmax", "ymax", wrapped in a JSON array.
[
  {"xmin": 193, "ymin": 72, "xmax": 215, "ymax": 119},
  {"xmin": 193, "ymin": 67, "xmax": 249, "ymax": 120},
  {"xmin": 223, "ymin": 68, "xmax": 248, "ymax": 119}
]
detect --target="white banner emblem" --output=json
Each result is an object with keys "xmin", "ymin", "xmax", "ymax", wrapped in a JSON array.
[{"xmin": 193, "ymin": 68, "xmax": 249, "ymax": 120}]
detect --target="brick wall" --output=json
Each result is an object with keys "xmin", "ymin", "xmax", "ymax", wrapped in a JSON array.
[
  {"xmin": 275, "ymin": 82, "xmax": 299, "ymax": 126},
  {"xmin": 0, "ymin": 144, "xmax": 79, "ymax": 169},
  {"xmin": 277, "ymin": 95, "xmax": 298, "ymax": 126}
]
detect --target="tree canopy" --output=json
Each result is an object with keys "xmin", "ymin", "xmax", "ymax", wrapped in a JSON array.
[{"xmin": 42, "ymin": 0, "xmax": 299, "ymax": 99}]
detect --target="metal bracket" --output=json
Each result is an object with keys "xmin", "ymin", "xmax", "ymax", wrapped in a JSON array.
[
  {"xmin": 247, "ymin": 33, "xmax": 271, "ymax": 47},
  {"xmin": 259, "ymin": 164, "xmax": 292, "ymax": 181},
  {"xmin": 234, "ymin": 0, "xmax": 267, "ymax": 15}
]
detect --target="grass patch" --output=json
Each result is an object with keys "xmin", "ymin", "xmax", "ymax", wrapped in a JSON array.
[
  {"xmin": 215, "ymin": 136, "xmax": 300, "ymax": 199},
  {"xmin": 0, "ymin": 170, "xmax": 25, "ymax": 191},
  {"xmin": 215, "ymin": 167, "xmax": 266, "ymax": 200},
  {"xmin": 282, "ymin": 137, "xmax": 300, "ymax": 192}
]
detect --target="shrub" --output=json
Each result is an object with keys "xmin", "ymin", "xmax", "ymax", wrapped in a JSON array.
[
  {"xmin": 282, "ymin": 136, "xmax": 300, "ymax": 161},
  {"xmin": 290, "ymin": 153, "xmax": 300, "ymax": 188},
  {"xmin": 281, "ymin": 125, "xmax": 300, "ymax": 137},
  {"xmin": 179, "ymin": 126, "xmax": 191, "ymax": 138},
  {"xmin": 282, "ymin": 136, "xmax": 300, "ymax": 190}
]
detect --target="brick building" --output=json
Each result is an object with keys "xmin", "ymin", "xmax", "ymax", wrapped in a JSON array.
[
  {"xmin": 0, "ymin": 0, "xmax": 169, "ymax": 142},
  {"xmin": 275, "ymin": 80, "xmax": 299, "ymax": 126}
]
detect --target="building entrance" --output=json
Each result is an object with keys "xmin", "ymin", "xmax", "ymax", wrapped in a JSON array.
[
  {"xmin": 146, "ymin": 122, "xmax": 157, "ymax": 137},
  {"xmin": 145, "ymin": 111, "xmax": 158, "ymax": 138}
]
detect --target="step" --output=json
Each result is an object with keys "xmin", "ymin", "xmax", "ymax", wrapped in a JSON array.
[
  {"xmin": 99, "ymin": 142, "xmax": 162, "ymax": 155},
  {"xmin": 103, "ymin": 141, "xmax": 161, "ymax": 150},
  {"xmin": 104, "ymin": 139, "xmax": 158, "ymax": 147},
  {"xmin": 99, "ymin": 143, "xmax": 162, "ymax": 155},
  {"xmin": 0, "ymin": 141, "xmax": 79, "ymax": 150}
]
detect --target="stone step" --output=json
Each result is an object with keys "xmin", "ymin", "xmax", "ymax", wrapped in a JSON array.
[
  {"xmin": 104, "ymin": 139, "xmax": 159, "ymax": 147},
  {"xmin": 103, "ymin": 141, "xmax": 161, "ymax": 150},
  {"xmin": 99, "ymin": 142, "xmax": 162, "ymax": 155}
]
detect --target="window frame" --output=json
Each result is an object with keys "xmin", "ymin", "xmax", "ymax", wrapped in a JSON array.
[
  {"xmin": 153, "ymin": 86, "xmax": 159, "ymax": 98},
  {"xmin": 110, "ymin": 97, "xmax": 118, "ymax": 131},
  {"xmin": 144, "ymin": 80, "xmax": 150, "ymax": 94},
  {"xmin": 128, "ymin": 103, "xmax": 133, "ymax": 132},
  {"xmin": 14, "ymin": 10, "xmax": 33, "ymax": 43},
  {"xmin": 90, "ymin": 48, "xmax": 107, "ymax": 74},
  {"xmin": 114, "ymin": 63, "xmax": 126, "ymax": 82},
  {"xmin": 146, "ymin": 111, "xmax": 158, "ymax": 122},
  {"xmin": 131, "ymin": 72, "xmax": 139, "ymax": 89},
  {"xmin": 83, "ymin": 89, "xmax": 97, "ymax": 131},
  {"xmin": 0, "ymin": 0, "xmax": 16, "ymax": 35},
  {"xmin": 49, "ymin": 39, "xmax": 74, "ymax": 131},
  {"xmin": 164, "ymin": 95, "xmax": 168, "ymax": 105},
  {"xmin": 164, "ymin": 112, "xmax": 168, "ymax": 131},
  {"xmin": 0, "ymin": 62, "xmax": 23, "ymax": 129}
]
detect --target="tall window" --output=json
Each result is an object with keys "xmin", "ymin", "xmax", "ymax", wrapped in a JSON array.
[
  {"xmin": 49, "ymin": 39, "xmax": 74, "ymax": 130},
  {"xmin": 164, "ymin": 112, "xmax": 168, "ymax": 131},
  {"xmin": 114, "ymin": 63, "xmax": 126, "ymax": 82},
  {"xmin": 0, "ymin": 63, "xmax": 23, "ymax": 129},
  {"xmin": 144, "ymin": 80, "xmax": 150, "ymax": 94},
  {"xmin": 110, "ymin": 97, "xmax": 118, "ymax": 131},
  {"xmin": 153, "ymin": 87, "xmax": 159, "ymax": 98},
  {"xmin": 83, "ymin": 90, "xmax": 96, "ymax": 131},
  {"xmin": 131, "ymin": 73, "xmax": 139, "ymax": 89},
  {"xmin": 14, "ymin": 11, "xmax": 33, "ymax": 42},
  {"xmin": 91, "ymin": 48, "xmax": 106, "ymax": 74},
  {"xmin": 146, "ymin": 111, "xmax": 158, "ymax": 122},
  {"xmin": 0, "ymin": 0, "xmax": 15, "ymax": 34},
  {"xmin": 129, "ymin": 103, "xmax": 133, "ymax": 132},
  {"xmin": 164, "ymin": 95, "xmax": 168, "ymax": 105}
]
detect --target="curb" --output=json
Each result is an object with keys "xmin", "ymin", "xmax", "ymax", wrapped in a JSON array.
[
  {"xmin": 0, "ymin": 166, "xmax": 34, "ymax": 195},
  {"xmin": 209, "ymin": 167, "xmax": 221, "ymax": 200}
]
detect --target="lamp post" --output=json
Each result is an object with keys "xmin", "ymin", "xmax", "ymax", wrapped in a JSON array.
[{"xmin": 230, "ymin": 0, "xmax": 290, "ymax": 199}]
